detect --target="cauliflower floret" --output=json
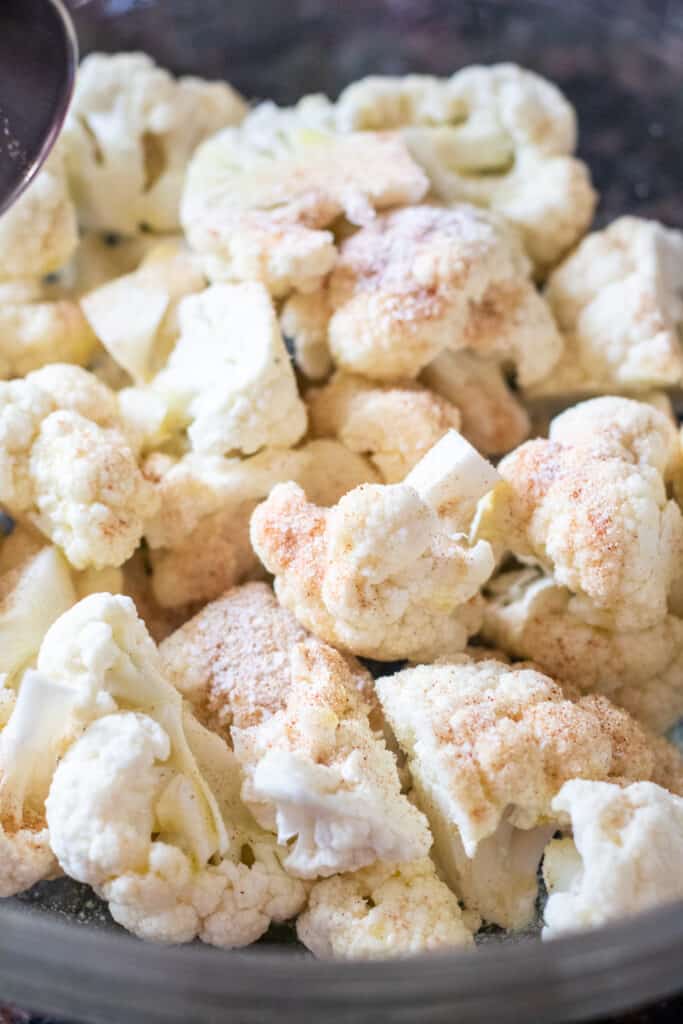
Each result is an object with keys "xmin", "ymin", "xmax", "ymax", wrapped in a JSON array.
[
  {"xmin": 543, "ymin": 781, "xmax": 683, "ymax": 938},
  {"xmin": 181, "ymin": 114, "xmax": 428, "ymax": 297},
  {"xmin": 150, "ymin": 283, "xmax": 307, "ymax": 456},
  {"xmin": 251, "ymin": 431, "xmax": 498, "ymax": 661},
  {"xmin": 483, "ymin": 569, "xmax": 683, "ymax": 734},
  {"xmin": 376, "ymin": 656, "xmax": 676, "ymax": 929},
  {"xmin": 0, "ymin": 280, "xmax": 96, "ymax": 379},
  {"xmin": 62, "ymin": 52, "xmax": 247, "ymax": 233},
  {"xmin": 0, "ymin": 149, "xmax": 77, "ymax": 279},
  {"xmin": 484, "ymin": 397, "xmax": 683, "ymax": 632},
  {"xmin": 280, "ymin": 290, "xmax": 333, "ymax": 380},
  {"xmin": 421, "ymin": 350, "xmax": 530, "ymax": 456},
  {"xmin": 297, "ymin": 857, "xmax": 474, "ymax": 958},
  {"xmin": 232, "ymin": 640, "xmax": 431, "ymax": 878},
  {"xmin": 307, "ymin": 371, "xmax": 462, "ymax": 482},
  {"xmin": 81, "ymin": 241, "xmax": 206, "ymax": 385},
  {"xmin": 336, "ymin": 65, "xmax": 596, "ymax": 271},
  {"xmin": 326, "ymin": 204, "xmax": 562, "ymax": 383},
  {"xmin": 532, "ymin": 218, "xmax": 683, "ymax": 395}
]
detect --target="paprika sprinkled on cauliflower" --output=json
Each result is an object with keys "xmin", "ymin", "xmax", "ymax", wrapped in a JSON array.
[
  {"xmin": 181, "ymin": 115, "xmax": 428, "ymax": 297},
  {"xmin": 532, "ymin": 217, "xmax": 683, "ymax": 395},
  {"xmin": 251, "ymin": 431, "xmax": 498, "ymax": 660},
  {"xmin": 484, "ymin": 397, "xmax": 683, "ymax": 632},
  {"xmin": 336, "ymin": 65, "xmax": 596, "ymax": 271},
  {"xmin": 151, "ymin": 282, "xmax": 307, "ymax": 456},
  {"xmin": 307, "ymin": 371, "xmax": 462, "ymax": 482},
  {"xmin": 0, "ymin": 280, "xmax": 96, "ymax": 379},
  {"xmin": 297, "ymin": 857, "xmax": 474, "ymax": 958},
  {"xmin": 63, "ymin": 52, "xmax": 247, "ymax": 233},
  {"xmin": 543, "ymin": 781, "xmax": 683, "ymax": 938},
  {"xmin": 81, "ymin": 240, "xmax": 206, "ymax": 385},
  {"xmin": 325, "ymin": 204, "xmax": 562, "ymax": 383}
]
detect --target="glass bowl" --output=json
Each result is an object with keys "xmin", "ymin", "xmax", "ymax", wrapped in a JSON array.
[{"xmin": 3, "ymin": 1, "xmax": 683, "ymax": 1020}]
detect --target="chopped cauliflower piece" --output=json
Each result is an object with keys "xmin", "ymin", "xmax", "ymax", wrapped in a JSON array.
[
  {"xmin": 251, "ymin": 431, "xmax": 497, "ymax": 660},
  {"xmin": 81, "ymin": 241, "xmax": 206, "ymax": 385},
  {"xmin": 151, "ymin": 283, "xmax": 307, "ymax": 456},
  {"xmin": 181, "ymin": 117, "xmax": 428, "ymax": 296},
  {"xmin": 376, "ymin": 656, "xmax": 674, "ymax": 928},
  {"xmin": 298, "ymin": 857, "xmax": 474, "ymax": 958},
  {"xmin": 336, "ymin": 65, "xmax": 597, "ymax": 271},
  {"xmin": 0, "ymin": 149, "xmax": 77, "ymax": 280},
  {"xmin": 543, "ymin": 781, "xmax": 683, "ymax": 937},
  {"xmin": 280, "ymin": 290, "xmax": 333, "ymax": 380},
  {"xmin": 0, "ymin": 280, "xmax": 96, "ymax": 379},
  {"xmin": 326, "ymin": 204, "xmax": 562, "ymax": 383},
  {"xmin": 483, "ymin": 569, "xmax": 683, "ymax": 733},
  {"xmin": 532, "ymin": 218, "xmax": 683, "ymax": 395},
  {"xmin": 63, "ymin": 52, "xmax": 247, "ymax": 233},
  {"xmin": 307, "ymin": 371, "xmax": 462, "ymax": 482},
  {"xmin": 486, "ymin": 397, "xmax": 683, "ymax": 632},
  {"xmin": 421, "ymin": 350, "xmax": 530, "ymax": 456},
  {"xmin": 232, "ymin": 639, "xmax": 431, "ymax": 878}
]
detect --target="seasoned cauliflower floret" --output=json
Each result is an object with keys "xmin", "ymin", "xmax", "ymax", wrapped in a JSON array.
[
  {"xmin": 0, "ymin": 149, "xmax": 77, "ymax": 280},
  {"xmin": 280, "ymin": 289, "xmax": 333, "ymax": 380},
  {"xmin": 63, "ymin": 52, "xmax": 247, "ymax": 233},
  {"xmin": 336, "ymin": 65, "xmax": 596, "ymax": 271},
  {"xmin": 482, "ymin": 397, "xmax": 683, "ymax": 632},
  {"xmin": 532, "ymin": 218, "xmax": 683, "ymax": 395},
  {"xmin": 81, "ymin": 241, "xmax": 206, "ymax": 385},
  {"xmin": 543, "ymin": 781, "xmax": 683, "ymax": 938},
  {"xmin": 376, "ymin": 656, "xmax": 678, "ymax": 929},
  {"xmin": 151, "ymin": 283, "xmax": 307, "ymax": 456},
  {"xmin": 232, "ymin": 640, "xmax": 431, "ymax": 878},
  {"xmin": 326, "ymin": 204, "xmax": 562, "ymax": 383},
  {"xmin": 0, "ymin": 280, "xmax": 96, "ymax": 379},
  {"xmin": 421, "ymin": 350, "xmax": 530, "ymax": 456},
  {"xmin": 181, "ymin": 115, "xmax": 428, "ymax": 296},
  {"xmin": 307, "ymin": 371, "xmax": 461, "ymax": 482},
  {"xmin": 298, "ymin": 858, "xmax": 474, "ymax": 958},
  {"xmin": 251, "ymin": 431, "xmax": 498, "ymax": 661},
  {"xmin": 483, "ymin": 569, "xmax": 683, "ymax": 734}
]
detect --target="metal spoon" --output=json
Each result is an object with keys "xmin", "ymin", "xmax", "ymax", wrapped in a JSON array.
[{"xmin": 0, "ymin": 0, "xmax": 78, "ymax": 217}]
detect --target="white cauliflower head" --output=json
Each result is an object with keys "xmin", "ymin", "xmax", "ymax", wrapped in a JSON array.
[
  {"xmin": 0, "ymin": 280, "xmax": 96, "ymax": 380},
  {"xmin": 485, "ymin": 397, "xmax": 683, "ymax": 632},
  {"xmin": 543, "ymin": 781, "xmax": 683, "ymax": 938},
  {"xmin": 297, "ymin": 857, "xmax": 474, "ymax": 958},
  {"xmin": 63, "ymin": 52, "xmax": 247, "ymax": 233},
  {"xmin": 151, "ymin": 282, "xmax": 307, "ymax": 456},
  {"xmin": 181, "ymin": 112, "xmax": 428, "ymax": 297},
  {"xmin": 532, "ymin": 217, "xmax": 683, "ymax": 395},
  {"xmin": 336, "ymin": 65, "xmax": 596, "ymax": 271},
  {"xmin": 326, "ymin": 203, "xmax": 563, "ymax": 383},
  {"xmin": 306, "ymin": 371, "xmax": 462, "ymax": 482},
  {"xmin": 81, "ymin": 240, "xmax": 206, "ymax": 385},
  {"xmin": 251, "ymin": 431, "xmax": 498, "ymax": 661}
]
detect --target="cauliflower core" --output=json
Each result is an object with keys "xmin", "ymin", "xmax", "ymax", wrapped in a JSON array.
[{"xmin": 251, "ymin": 430, "xmax": 498, "ymax": 661}]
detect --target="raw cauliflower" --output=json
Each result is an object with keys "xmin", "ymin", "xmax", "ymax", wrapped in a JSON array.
[
  {"xmin": 81, "ymin": 240, "xmax": 206, "ymax": 385},
  {"xmin": 280, "ymin": 289, "xmax": 333, "ymax": 380},
  {"xmin": 0, "ymin": 280, "xmax": 96, "ymax": 379},
  {"xmin": 297, "ymin": 857, "xmax": 474, "ymax": 958},
  {"xmin": 325, "ymin": 204, "xmax": 563, "ymax": 383},
  {"xmin": 306, "ymin": 371, "xmax": 462, "ymax": 482},
  {"xmin": 543, "ymin": 781, "xmax": 683, "ymax": 938},
  {"xmin": 336, "ymin": 65, "xmax": 596, "ymax": 271},
  {"xmin": 483, "ymin": 397, "xmax": 683, "ymax": 632},
  {"xmin": 181, "ymin": 112, "xmax": 428, "ymax": 297},
  {"xmin": 421, "ymin": 350, "xmax": 530, "ymax": 456},
  {"xmin": 483, "ymin": 568, "xmax": 683, "ymax": 734},
  {"xmin": 376, "ymin": 656, "xmax": 680, "ymax": 929},
  {"xmin": 532, "ymin": 217, "xmax": 683, "ymax": 395},
  {"xmin": 250, "ymin": 431, "xmax": 498, "ymax": 661},
  {"xmin": 150, "ymin": 282, "xmax": 307, "ymax": 456},
  {"xmin": 231, "ymin": 639, "xmax": 431, "ymax": 878},
  {"xmin": 0, "ymin": 148, "xmax": 77, "ymax": 280},
  {"xmin": 62, "ymin": 52, "xmax": 247, "ymax": 233}
]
